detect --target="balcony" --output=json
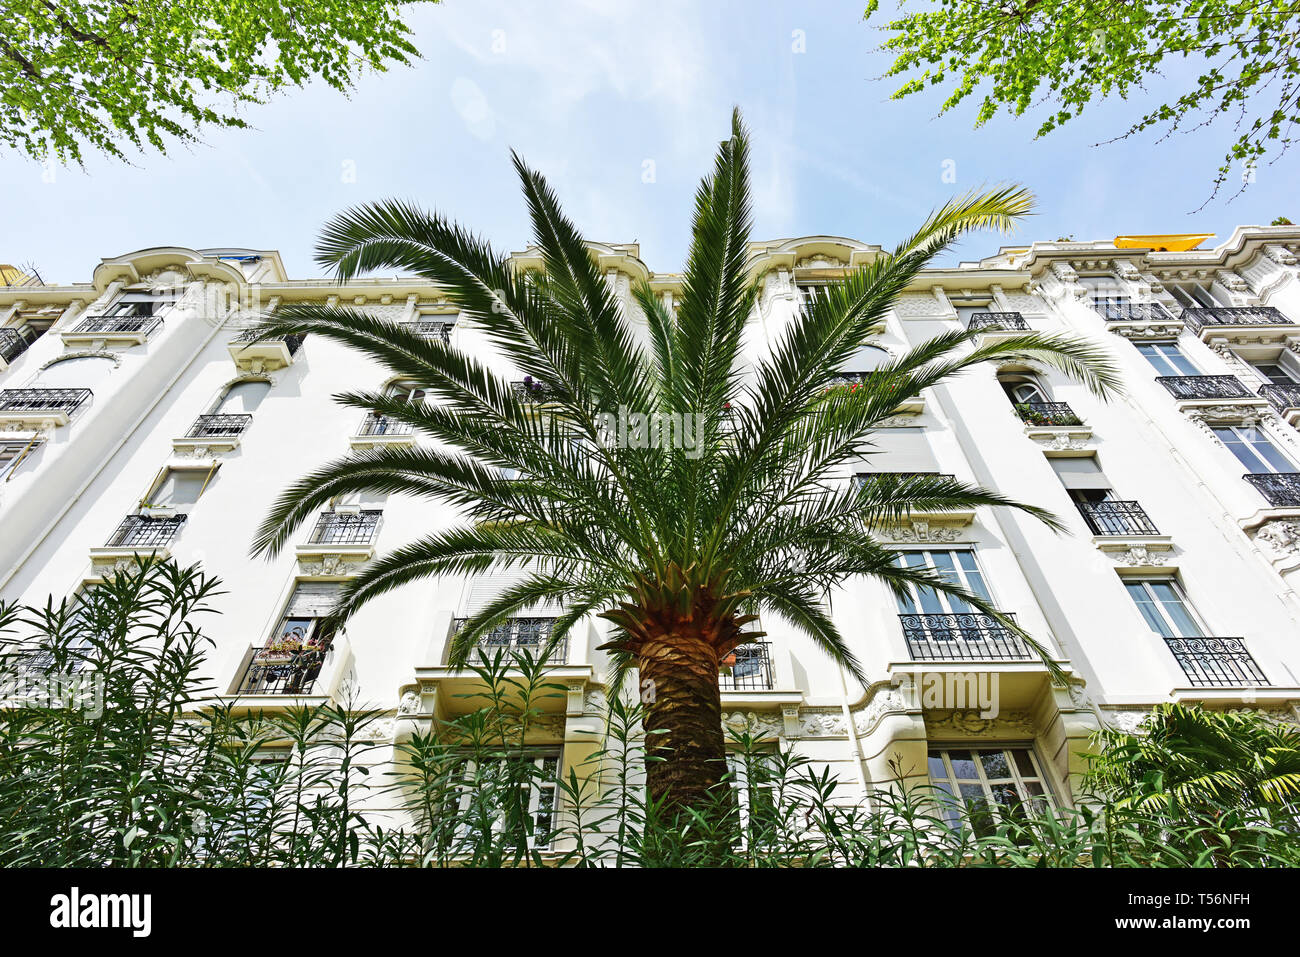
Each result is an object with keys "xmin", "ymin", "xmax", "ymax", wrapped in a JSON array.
[
  {"xmin": 1155, "ymin": 375, "xmax": 1257, "ymax": 402},
  {"xmin": 1244, "ymin": 472, "xmax": 1300, "ymax": 507},
  {"xmin": 228, "ymin": 330, "xmax": 306, "ymax": 372},
  {"xmin": 510, "ymin": 378, "xmax": 564, "ymax": 404},
  {"xmin": 967, "ymin": 311, "xmax": 1029, "ymax": 332},
  {"xmin": 720, "ymin": 641, "xmax": 774, "ymax": 691},
  {"xmin": 105, "ymin": 514, "xmax": 187, "ymax": 548},
  {"xmin": 1014, "ymin": 401, "xmax": 1082, "ymax": 427},
  {"xmin": 307, "ymin": 509, "xmax": 381, "ymax": 546},
  {"xmin": 1182, "ymin": 305, "xmax": 1295, "ymax": 339},
  {"xmin": 0, "ymin": 328, "xmax": 33, "ymax": 368},
  {"xmin": 1077, "ymin": 500, "xmax": 1160, "ymax": 536},
  {"xmin": 898, "ymin": 613, "xmax": 1033, "ymax": 662},
  {"xmin": 61, "ymin": 314, "xmax": 162, "ymax": 346},
  {"xmin": 1164, "ymin": 637, "xmax": 1269, "ymax": 688},
  {"xmin": 236, "ymin": 638, "xmax": 333, "ymax": 696},
  {"xmin": 453, "ymin": 616, "xmax": 568, "ymax": 665},
  {"xmin": 0, "ymin": 388, "xmax": 92, "ymax": 428},
  {"xmin": 825, "ymin": 371, "xmax": 924, "ymax": 413},
  {"xmin": 173, "ymin": 412, "xmax": 254, "ymax": 454},
  {"xmin": 1258, "ymin": 383, "xmax": 1300, "ymax": 425},
  {"xmin": 350, "ymin": 412, "xmax": 416, "ymax": 451},
  {"xmin": 1095, "ymin": 300, "xmax": 1177, "ymax": 323},
  {"xmin": 294, "ymin": 510, "xmax": 381, "ymax": 574},
  {"xmin": 405, "ymin": 319, "xmax": 454, "ymax": 343}
]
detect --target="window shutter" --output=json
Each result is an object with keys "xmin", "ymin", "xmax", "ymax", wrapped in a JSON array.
[
  {"xmin": 462, "ymin": 569, "xmax": 562, "ymax": 616},
  {"xmin": 285, "ymin": 582, "xmax": 343, "ymax": 618},
  {"xmin": 1050, "ymin": 456, "xmax": 1112, "ymax": 490},
  {"xmin": 864, "ymin": 427, "xmax": 939, "ymax": 473}
]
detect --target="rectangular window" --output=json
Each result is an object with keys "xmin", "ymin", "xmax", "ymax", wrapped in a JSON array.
[
  {"xmin": 1252, "ymin": 361, "xmax": 1299, "ymax": 385},
  {"xmin": 927, "ymin": 747, "xmax": 1054, "ymax": 835},
  {"xmin": 1136, "ymin": 341, "xmax": 1200, "ymax": 377},
  {"xmin": 1124, "ymin": 578, "xmax": 1205, "ymax": 638},
  {"xmin": 0, "ymin": 436, "xmax": 42, "ymax": 481},
  {"xmin": 1213, "ymin": 426, "xmax": 1295, "ymax": 474},
  {"xmin": 237, "ymin": 582, "xmax": 341, "ymax": 695},
  {"xmin": 727, "ymin": 750, "xmax": 782, "ymax": 842},
  {"xmin": 443, "ymin": 753, "xmax": 560, "ymax": 850},
  {"xmin": 144, "ymin": 465, "xmax": 217, "ymax": 510},
  {"xmin": 796, "ymin": 283, "xmax": 828, "ymax": 309},
  {"xmin": 101, "ymin": 291, "xmax": 174, "ymax": 318},
  {"xmin": 891, "ymin": 549, "xmax": 992, "ymax": 615},
  {"xmin": 1049, "ymin": 455, "xmax": 1112, "ymax": 491},
  {"xmin": 865, "ymin": 426, "xmax": 939, "ymax": 474}
]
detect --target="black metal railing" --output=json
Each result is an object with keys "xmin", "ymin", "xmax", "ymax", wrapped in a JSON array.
[
  {"xmin": 967, "ymin": 311, "xmax": 1029, "ymax": 331},
  {"xmin": 1155, "ymin": 375, "xmax": 1253, "ymax": 400},
  {"xmin": 0, "ymin": 328, "xmax": 32, "ymax": 363},
  {"xmin": 825, "ymin": 371, "xmax": 871, "ymax": 390},
  {"xmin": 1014, "ymin": 401, "xmax": 1083, "ymax": 426},
  {"xmin": 232, "ymin": 330, "xmax": 306, "ymax": 356},
  {"xmin": 307, "ymin": 510, "xmax": 381, "ymax": 545},
  {"xmin": 406, "ymin": 319, "xmax": 454, "ymax": 342},
  {"xmin": 1077, "ymin": 500, "xmax": 1160, "ymax": 535},
  {"xmin": 105, "ymin": 514, "xmax": 186, "ymax": 548},
  {"xmin": 72, "ymin": 314, "xmax": 163, "ymax": 337},
  {"xmin": 853, "ymin": 471, "xmax": 955, "ymax": 489},
  {"xmin": 453, "ymin": 617, "xmax": 567, "ymax": 665},
  {"xmin": 356, "ymin": 412, "xmax": 414, "ymax": 436},
  {"xmin": 1244, "ymin": 472, "xmax": 1300, "ymax": 506},
  {"xmin": 719, "ymin": 641, "xmax": 774, "ymax": 690},
  {"xmin": 1181, "ymin": 305, "xmax": 1291, "ymax": 332},
  {"xmin": 185, "ymin": 413, "xmax": 252, "ymax": 438},
  {"xmin": 0, "ymin": 388, "xmax": 93, "ymax": 415},
  {"xmin": 237, "ymin": 642, "xmax": 331, "ymax": 695},
  {"xmin": 510, "ymin": 378, "xmax": 563, "ymax": 403},
  {"xmin": 1164, "ymin": 637, "xmax": 1269, "ymax": 687},
  {"xmin": 1094, "ymin": 299, "xmax": 1177, "ymax": 323},
  {"xmin": 899, "ymin": 613, "xmax": 1033, "ymax": 661},
  {"xmin": 1258, "ymin": 383, "xmax": 1300, "ymax": 415}
]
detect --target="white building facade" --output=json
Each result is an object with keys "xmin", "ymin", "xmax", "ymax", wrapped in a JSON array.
[{"xmin": 3, "ymin": 227, "xmax": 1300, "ymax": 833}]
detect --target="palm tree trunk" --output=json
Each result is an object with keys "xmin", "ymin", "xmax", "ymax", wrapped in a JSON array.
[{"xmin": 637, "ymin": 630, "xmax": 729, "ymax": 816}]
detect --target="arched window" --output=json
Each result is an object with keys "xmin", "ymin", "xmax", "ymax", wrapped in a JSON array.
[
  {"xmin": 34, "ymin": 355, "xmax": 114, "ymax": 390},
  {"xmin": 845, "ymin": 343, "xmax": 890, "ymax": 373},
  {"xmin": 214, "ymin": 380, "xmax": 271, "ymax": 414},
  {"xmin": 386, "ymin": 380, "xmax": 427, "ymax": 404},
  {"xmin": 1005, "ymin": 381, "xmax": 1047, "ymax": 405}
]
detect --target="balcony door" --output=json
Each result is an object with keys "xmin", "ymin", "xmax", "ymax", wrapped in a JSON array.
[
  {"xmin": 1252, "ymin": 361, "xmax": 1300, "ymax": 385},
  {"xmin": 891, "ymin": 550, "xmax": 992, "ymax": 616},
  {"xmin": 1212, "ymin": 425, "xmax": 1295, "ymax": 474},
  {"xmin": 1123, "ymin": 579, "xmax": 1205, "ymax": 639},
  {"xmin": 1136, "ymin": 341, "xmax": 1199, "ymax": 377}
]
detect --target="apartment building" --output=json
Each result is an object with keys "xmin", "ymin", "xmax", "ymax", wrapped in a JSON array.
[{"xmin": 2, "ymin": 226, "xmax": 1299, "ymax": 835}]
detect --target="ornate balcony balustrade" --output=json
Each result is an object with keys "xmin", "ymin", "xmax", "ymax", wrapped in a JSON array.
[
  {"xmin": 453, "ymin": 617, "xmax": 568, "ymax": 665},
  {"xmin": 356, "ymin": 412, "xmax": 415, "ymax": 436},
  {"xmin": 1155, "ymin": 375, "xmax": 1253, "ymax": 400},
  {"xmin": 0, "ymin": 328, "xmax": 33, "ymax": 363},
  {"xmin": 1164, "ymin": 637, "xmax": 1269, "ymax": 687},
  {"xmin": 106, "ymin": 514, "xmax": 186, "ymax": 548},
  {"xmin": 232, "ymin": 330, "xmax": 306, "ymax": 355},
  {"xmin": 898, "ymin": 613, "xmax": 1033, "ymax": 662},
  {"xmin": 1243, "ymin": 472, "xmax": 1300, "ymax": 507},
  {"xmin": 1258, "ymin": 383, "xmax": 1300, "ymax": 415},
  {"xmin": 237, "ymin": 640, "xmax": 331, "ymax": 695},
  {"xmin": 825, "ymin": 371, "xmax": 871, "ymax": 390},
  {"xmin": 185, "ymin": 413, "xmax": 252, "ymax": 438},
  {"xmin": 71, "ymin": 314, "xmax": 163, "ymax": 337},
  {"xmin": 510, "ymin": 378, "xmax": 563, "ymax": 403},
  {"xmin": 719, "ymin": 641, "xmax": 774, "ymax": 691},
  {"xmin": 0, "ymin": 388, "xmax": 92, "ymax": 415},
  {"xmin": 853, "ymin": 471, "xmax": 955, "ymax": 488},
  {"xmin": 1014, "ymin": 401, "xmax": 1082, "ymax": 426},
  {"xmin": 1095, "ymin": 300, "xmax": 1176, "ymax": 323},
  {"xmin": 307, "ymin": 509, "xmax": 381, "ymax": 546},
  {"xmin": 1181, "ymin": 305, "xmax": 1291, "ymax": 332},
  {"xmin": 1077, "ymin": 500, "xmax": 1160, "ymax": 536},
  {"xmin": 967, "ymin": 311, "xmax": 1029, "ymax": 331},
  {"xmin": 406, "ymin": 319, "xmax": 454, "ymax": 342}
]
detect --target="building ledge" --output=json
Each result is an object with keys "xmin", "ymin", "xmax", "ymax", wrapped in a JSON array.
[
  {"xmin": 1092, "ymin": 533, "xmax": 1175, "ymax": 554},
  {"xmin": 227, "ymin": 337, "xmax": 297, "ymax": 372},
  {"xmin": 1239, "ymin": 506, "xmax": 1300, "ymax": 533},
  {"xmin": 1023, "ymin": 423, "xmax": 1094, "ymax": 456},
  {"xmin": 888, "ymin": 659, "xmax": 1071, "ymax": 711},
  {"xmin": 294, "ymin": 543, "xmax": 375, "ymax": 576},
  {"xmin": 348, "ymin": 432, "xmax": 417, "ymax": 451},
  {"xmin": 0, "ymin": 410, "xmax": 70, "ymax": 429},
  {"xmin": 1170, "ymin": 687, "xmax": 1300, "ymax": 707},
  {"xmin": 719, "ymin": 689, "xmax": 804, "ymax": 710},
  {"xmin": 88, "ymin": 545, "xmax": 173, "ymax": 574},
  {"xmin": 1173, "ymin": 395, "xmax": 1270, "ymax": 415},
  {"xmin": 1105, "ymin": 317, "xmax": 1185, "ymax": 341},
  {"xmin": 172, "ymin": 435, "xmax": 241, "ymax": 455},
  {"xmin": 60, "ymin": 330, "xmax": 150, "ymax": 347}
]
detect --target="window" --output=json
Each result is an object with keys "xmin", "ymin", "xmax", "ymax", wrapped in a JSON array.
[
  {"xmin": 891, "ymin": 549, "xmax": 992, "ymax": 615},
  {"xmin": 865, "ymin": 427, "xmax": 938, "ymax": 474},
  {"xmin": 1136, "ymin": 342, "xmax": 1199, "ymax": 377},
  {"xmin": 796, "ymin": 283, "xmax": 827, "ymax": 309},
  {"xmin": 1167, "ymin": 282, "xmax": 1223, "ymax": 309},
  {"xmin": 1124, "ymin": 578, "xmax": 1205, "ymax": 638},
  {"xmin": 1213, "ymin": 425, "xmax": 1296, "ymax": 474},
  {"xmin": 100, "ymin": 291, "xmax": 172, "ymax": 318},
  {"xmin": 443, "ymin": 753, "xmax": 560, "ymax": 850},
  {"xmin": 1003, "ymin": 380, "xmax": 1047, "ymax": 405},
  {"xmin": 844, "ymin": 343, "xmax": 890, "ymax": 372},
  {"xmin": 727, "ymin": 750, "xmax": 782, "ymax": 840},
  {"xmin": 214, "ymin": 380, "xmax": 271, "ymax": 414},
  {"xmin": 927, "ymin": 748, "xmax": 1054, "ymax": 834},
  {"xmin": 238, "ymin": 582, "xmax": 341, "ymax": 695},
  {"xmin": 143, "ymin": 466, "xmax": 216, "ymax": 510},
  {"xmin": 0, "ymin": 436, "xmax": 42, "ymax": 481},
  {"xmin": 33, "ymin": 355, "xmax": 115, "ymax": 389},
  {"xmin": 1049, "ymin": 455, "xmax": 1112, "ymax": 492},
  {"xmin": 1252, "ymin": 361, "xmax": 1299, "ymax": 385}
]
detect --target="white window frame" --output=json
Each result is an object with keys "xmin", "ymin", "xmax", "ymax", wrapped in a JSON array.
[
  {"xmin": 1136, "ymin": 340, "xmax": 1200, "ymax": 377},
  {"xmin": 1123, "ymin": 577, "xmax": 1209, "ymax": 639},
  {"xmin": 890, "ymin": 548, "xmax": 996, "ymax": 616},
  {"xmin": 444, "ymin": 752, "xmax": 561, "ymax": 850},
  {"xmin": 927, "ymin": 746, "xmax": 1056, "ymax": 832},
  {"xmin": 1212, "ymin": 424, "xmax": 1297, "ymax": 475},
  {"xmin": 0, "ymin": 436, "xmax": 42, "ymax": 481}
]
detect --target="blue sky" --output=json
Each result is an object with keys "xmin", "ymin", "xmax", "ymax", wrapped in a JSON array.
[{"xmin": 2, "ymin": 0, "xmax": 1293, "ymax": 283}]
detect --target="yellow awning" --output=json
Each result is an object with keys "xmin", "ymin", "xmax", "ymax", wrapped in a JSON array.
[{"xmin": 1113, "ymin": 234, "xmax": 1214, "ymax": 252}]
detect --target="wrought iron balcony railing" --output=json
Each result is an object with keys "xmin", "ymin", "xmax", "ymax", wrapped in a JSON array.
[
  {"xmin": 185, "ymin": 413, "xmax": 252, "ymax": 438},
  {"xmin": 1077, "ymin": 500, "xmax": 1161, "ymax": 536},
  {"xmin": 1258, "ymin": 383, "xmax": 1300, "ymax": 415},
  {"xmin": 0, "ymin": 328, "xmax": 33, "ymax": 363},
  {"xmin": 72, "ymin": 314, "xmax": 163, "ymax": 337},
  {"xmin": 237, "ymin": 640, "xmax": 331, "ymax": 695},
  {"xmin": 453, "ymin": 617, "xmax": 567, "ymax": 665},
  {"xmin": 1181, "ymin": 305, "xmax": 1291, "ymax": 332},
  {"xmin": 967, "ymin": 311, "xmax": 1029, "ymax": 331},
  {"xmin": 899, "ymin": 613, "xmax": 1033, "ymax": 662},
  {"xmin": 406, "ymin": 319, "xmax": 454, "ymax": 342},
  {"xmin": 1244, "ymin": 472, "xmax": 1300, "ymax": 507},
  {"xmin": 825, "ymin": 371, "xmax": 871, "ymax": 390},
  {"xmin": 232, "ymin": 330, "xmax": 306, "ymax": 356},
  {"xmin": 1155, "ymin": 375, "xmax": 1253, "ymax": 400},
  {"xmin": 510, "ymin": 378, "xmax": 563, "ymax": 403},
  {"xmin": 1164, "ymin": 637, "xmax": 1269, "ymax": 687},
  {"xmin": 356, "ymin": 412, "xmax": 414, "ymax": 436},
  {"xmin": 0, "ymin": 388, "xmax": 93, "ymax": 415},
  {"xmin": 106, "ymin": 514, "xmax": 186, "ymax": 548},
  {"xmin": 853, "ymin": 471, "xmax": 955, "ymax": 489},
  {"xmin": 307, "ymin": 509, "xmax": 381, "ymax": 546},
  {"xmin": 720, "ymin": 641, "xmax": 774, "ymax": 691},
  {"xmin": 1094, "ymin": 299, "xmax": 1177, "ymax": 323},
  {"xmin": 1014, "ymin": 401, "xmax": 1082, "ymax": 426}
]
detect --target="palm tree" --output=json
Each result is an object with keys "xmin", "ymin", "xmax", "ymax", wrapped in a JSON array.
[{"xmin": 251, "ymin": 109, "xmax": 1120, "ymax": 821}]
